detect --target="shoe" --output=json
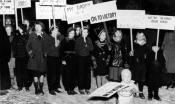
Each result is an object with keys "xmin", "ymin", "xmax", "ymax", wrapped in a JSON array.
[
  {"xmin": 139, "ymin": 93, "xmax": 145, "ymax": 99},
  {"xmin": 79, "ymin": 90, "xmax": 85, "ymax": 95},
  {"xmin": 71, "ymin": 90, "xmax": 77, "ymax": 95},
  {"xmin": 85, "ymin": 90, "xmax": 90, "ymax": 94},
  {"xmin": 154, "ymin": 96, "xmax": 161, "ymax": 101},
  {"xmin": 55, "ymin": 89, "xmax": 62, "ymax": 93},
  {"xmin": 17, "ymin": 87, "xmax": 22, "ymax": 91},
  {"xmin": 67, "ymin": 91, "xmax": 74, "ymax": 95},
  {"xmin": 39, "ymin": 82, "xmax": 44, "ymax": 95},
  {"xmin": 49, "ymin": 90, "xmax": 56, "ymax": 95},
  {"xmin": 25, "ymin": 87, "xmax": 30, "ymax": 92}
]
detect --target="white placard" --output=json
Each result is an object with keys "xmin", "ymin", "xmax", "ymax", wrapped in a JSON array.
[
  {"xmin": 89, "ymin": 82, "xmax": 129, "ymax": 98},
  {"xmin": 88, "ymin": 1, "xmax": 117, "ymax": 24},
  {"xmin": 65, "ymin": 1, "xmax": 93, "ymax": 24},
  {"xmin": 146, "ymin": 15, "xmax": 175, "ymax": 30},
  {"xmin": 16, "ymin": 0, "xmax": 31, "ymax": 8},
  {"xmin": 35, "ymin": 2, "xmax": 66, "ymax": 20},
  {"xmin": 40, "ymin": 0, "xmax": 66, "ymax": 6},
  {"xmin": 0, "ymin": 0, "xmax": 15, "ymax": 14},
  {"xmin": 117, "ymin": 10, "xmax": 146, "ymax": 29}
]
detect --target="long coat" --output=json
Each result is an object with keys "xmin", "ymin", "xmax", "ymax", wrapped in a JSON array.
[{"xmin": 26, "ymin": 32, "xmax": 47, "ymax": 72}]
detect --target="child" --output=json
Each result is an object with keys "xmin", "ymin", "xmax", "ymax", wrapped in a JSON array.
[
  {"xmin": 93, "ymin": 29, "xmax": 110, "ymax": 88},
  {"xmin": 117, "ymin": 69, "xmax": 138, "ymax": 104}
]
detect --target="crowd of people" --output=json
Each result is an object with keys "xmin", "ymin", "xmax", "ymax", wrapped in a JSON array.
[{"xmin": 1, "ymin": 16, "xmax": 175, "ymax": 103}]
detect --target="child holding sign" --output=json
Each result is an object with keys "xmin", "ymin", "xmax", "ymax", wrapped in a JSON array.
[{"xmin": 117, "ymin": 69, "xmax": 138, "ymax": 104}]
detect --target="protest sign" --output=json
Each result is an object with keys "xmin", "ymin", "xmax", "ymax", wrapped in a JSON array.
[
  {"xmin": 40, "ymin": 0, "xmax": 66, "ymax": 6},
  {"xmin": 117, "ymin": 10, "xmax": 145, "ymax": 29},
  {"xmin": 65, "ymin": 1, "xmax": 93, "ymax": 24},
  {"xmin": 35, "ymin": 2, "xmax": 66, "ymax": 20},
  {"xmin": 88, "ymin": 1, "xmax": 117, "ymax": 24},
  {"xmin": 146, "ymin": 15, "xmax": 175, "ymax": 30},
  {"xmin": 89, "ymin": 82, "xmax": 129, "ymax": 98},
  {"xmin": 16, "ymin": 0, "xmax": 31, "ymax": 8},
  {"xmin": 0, "ymin": 0, "xmax": 14, "ymax": 14}
]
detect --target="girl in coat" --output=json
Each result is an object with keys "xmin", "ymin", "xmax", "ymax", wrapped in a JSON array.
[
  {"xmin": 13, "ymin": 24, "xmax": 29, "ymax": 91},
  {"xmin": 45, "ymin": 26, "xmax": 64, "ymax": 95},
  {"xmin": 130, "ymin": 31, "xmax": 148, "ymax": 99},
  {"xmin": 75, "ymin": 27, "xmax": 94, "ymax": 94},
  {"xmin": 93, "ymin": 29, "xmax": 110, "ymax": 88},
  {"xmin": 26, "ymin": 21, "xmax": 47, "ymax": 95},
  {"xmin": 61, "ymin": 27, "xmax": 78, "ymax": 95}
]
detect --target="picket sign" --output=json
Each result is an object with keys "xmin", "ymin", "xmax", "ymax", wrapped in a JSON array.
[
  {"xmin": 65, "ymin": 1, "xmax": 93, "ymax": 24},
  {"xmin": 40, "ymin": 0, "xmax": 66, "ymax": 6},
  {"xmin": 117, "ymin": 10, "xmax": 146, "ymax": 52},
  {"xmin": 0, "ymin": 0, "xmax": 15, "ymax": 14},
  {"xmin": 146, "ymin": 15, "xmax": 175, "ymax": 60},
  {"xmin": 88, "ymin": 0, "xmax": 117, "ymax": 24},
  {"xmin": 16, "ymin": 0, "xmax": 31, "ymax": 8},
  {"xmin": 89, "ymin": 82, "xmax": 129, "ymax": 98},
  {"xmin": 35, "ymin": 2, "xmax": 66, "ymax": 20}
]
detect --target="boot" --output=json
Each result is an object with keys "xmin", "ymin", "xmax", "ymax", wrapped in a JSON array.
[
  {"xmin": 39, "ymin": 82, "xmax": 44, "ymax": 95},
  {"xmin": 148, "ymin": 87, "xmax": 153, "ymax": 100},
  {"xmin": 154, "ymin": 89, "xmax": 161, "ymax": 101},
  {"xmin": 34, "ymin": 82, "xmax": 39, "ymax": 95}
]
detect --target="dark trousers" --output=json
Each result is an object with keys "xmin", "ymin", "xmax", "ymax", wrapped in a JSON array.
[
  {"xmin": 47, "ymin": 56, "xmax": 61, "ymax": 91},
  {"xmin": 148, "ymin": 85, "xmax": 159, "ymax": 97},
  {"xmin": 77, "ymin": 55, "xmax": 91, "ymax": 90},
  {"xmin": 62, "ymin": 57, "xmax": 77, "ymax": 91},
  {"xmin": 25, "ymin": 70, "xmax": 33, "ymax": 88},
  {"xmin": 15, "ymin": 57, "xmax": 28, "ymax": 88}
]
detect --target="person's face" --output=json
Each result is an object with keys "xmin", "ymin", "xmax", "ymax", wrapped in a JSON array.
[
  {"xmin": 68, "ymin": 30, "xmax": 75, "ymax": 39},
  {"xmin": 5, "ymin": 19, "xmax": 12, "ymax": 25},
  {"xmin": 76, "ymin": 27, "xmax": 81, "ymax": 35},
  {"xmin": 82, "ymin": 29, "xmax": 88, "ymax": 38},
  {"xmin": 136, "ymin": 32, "xmax": 145, "ymax": 41},
  {"xmin": 35, "ymin": 24, "xmax": 42, "ymax": 32},
  {"xmin": 121, "ymin": 70, "xmax": 131, "ymax": 83},
  {"xmin": 23, "ymin": 20, "xmax": 29, "ymax": 26},
  {"xmin": 99, "ymin": 31, "xmax": 106, "ymax": 41},
  {"xmin": 5, "ymin": 26, "xmax": 12, "ymax": 36},
  {"xmin": 113, "ymin": 31, "xmax": 122, "ymax": 42}
]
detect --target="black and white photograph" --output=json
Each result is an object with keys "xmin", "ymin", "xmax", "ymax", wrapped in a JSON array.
[{"xmin": 1, "ymin": 0, "xmax": 175, "ymax": 104}]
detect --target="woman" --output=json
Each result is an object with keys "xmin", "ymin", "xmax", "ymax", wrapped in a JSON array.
[
  {"xmin": 75, "ymin": 27, "xmax": 93, "ymax": 94},
  {"xmin": 13, "ymin": 24, "xmax": 29, "ymax": 91},
  {"xmin": 93, "ymin": 29, "xmax": 110, "ymax": 88},
  {"xmin": 5, "ymin": 25, "xmax": 16, "ymax": 89},
  {"xmin": 45, "ymin": 26, "xmax": 64, "ymax": 95},
  {"xmin": 0, "ymin": 25, "xmax": 11, "ymax": 95},
  {"xmin": 109, "ymin": 29, "xmax": 126, "ymax": 82},
  {"xmin": 130, "ymin": 31, "xmax": 148, "ymax": 99},
  {"xmin": 26, "ymin": 21, "xmax": 47, "ymax": 95},
  {"xmin": 61, "ymin": 27, "xmax": 77, "ymax": 95}
]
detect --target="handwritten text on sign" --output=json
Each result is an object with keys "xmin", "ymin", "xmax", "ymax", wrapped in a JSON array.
[
  {"xmin": 0, "ymin": 0, "xmax": 14, "ymax": 14},
  {"xmin": 65, "ymin": 1, "xmax": 93, "ymax": 24},
  {"xmin": 89, "ymin": 1, "xmax": 117, "ymax": 24},
  {"xmin": 40, "ymin": 0, "xmax": 66, "ymax": 6},
  {"xmin": 16, "ymin": 0, "xmax": 31, "ymax": 8},
  {"xmin": 146, "ymin": 15, "xmax": 175, "ymax": 30}
]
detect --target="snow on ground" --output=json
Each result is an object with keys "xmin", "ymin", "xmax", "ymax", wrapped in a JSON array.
[{"xmin": 1, "ymin": 74, "xmax": 175, "ymax": 104}]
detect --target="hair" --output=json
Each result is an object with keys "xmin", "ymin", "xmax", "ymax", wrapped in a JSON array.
[
  {"xmin": 67, "ymin": 27, "xmax": 75, "ymax": 36},
  {"xmin": 49, "ymin": 26, "xmax": 59, "ymax": 34},
  {"xmin": 5, "ymin": 24, "xmax": 13, "ymax": 32},
  {"xmin": 113, "ymin": 28, "xmax": 122, "ymax": 37},
  {"xmin": 34, "ymin": 21, "xmax": 45, "ymax": 32},
  {"xmin": 18, "ymin": 24, "xmax": 27, "ymax": 32},
  {"xmin": 98, "ymin": 29, "xmax": 106, "ymax": 37}
]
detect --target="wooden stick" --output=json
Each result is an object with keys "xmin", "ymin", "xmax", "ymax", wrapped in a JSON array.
[
  {"xmin": 103, "ymin": 22, "xmax": 111, "ymax": 47},
  {"xmin": 73, "ymin": 24, "xmax": 75, "ymax": 28},
  {"xmin": 14, "ymin": 0, "xmax": 18, "ymax": 29},
  {"xmin": 52, "ymin": 5, "xmax": 56, "ymax": 28},
  {"xmin": 130, "ymin": 28, "xmax": 134, "ymax": 52},
  {"xmin": 49, "ymin": 19, "xmax": 51, "ymax": 28},
  {"xmin": 21, "ymin": 8, "xmax": 24, "ymax": 23},
  {"xmin": 155, "ymin": 29, "xmax": 160, "ymax": 60},
  {"xmin": 81, "ymin": 21, "xmax": 84, "ymax": 31},
  {"xmin": 3, "ymin": 14, "xmax": 5, "ymax": 26}
]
